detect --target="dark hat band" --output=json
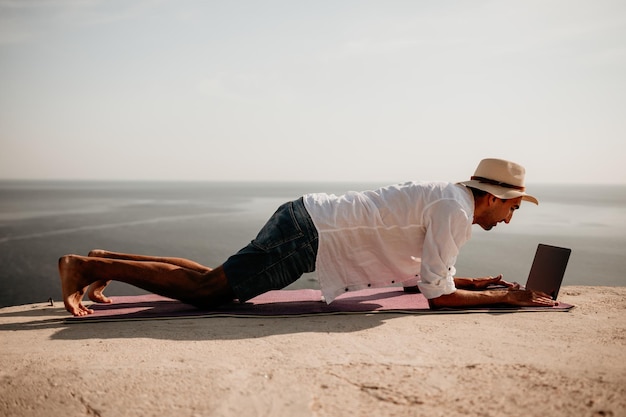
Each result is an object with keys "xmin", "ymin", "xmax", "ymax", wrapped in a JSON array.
[{"xmin": 470, "ymin": 176, "xmax": 526, "ymax": 191}]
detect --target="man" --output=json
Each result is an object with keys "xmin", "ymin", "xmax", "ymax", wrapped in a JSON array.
[{"xmin": 59, "ymin": 158, "xmax": 555, "ymax": 316}]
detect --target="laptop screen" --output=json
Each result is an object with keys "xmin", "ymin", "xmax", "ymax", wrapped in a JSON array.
[{"xmin": 525, "ymin": 244, "xmax": 571, "ymax": 300}]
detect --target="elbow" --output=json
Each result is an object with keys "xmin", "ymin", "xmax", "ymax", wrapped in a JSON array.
[
  {"xmin": 427, "ymin": 291, "xmax": 456, "ymax": 310},
  {"xmin": 428, "ymin": 295, "xmax": 444, "ymax": 310}
]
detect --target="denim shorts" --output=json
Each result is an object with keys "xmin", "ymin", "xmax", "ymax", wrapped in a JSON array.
[{"xmin": 223, "ymin": 197, "xmax": 319, "ymax": 302}]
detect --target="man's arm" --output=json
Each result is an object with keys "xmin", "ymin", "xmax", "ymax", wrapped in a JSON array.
[
  {"xmin": 404, "ymin": 275, "xmax": 520, "ymax": 294},
  {"xmin": 428, "ymin": 288, "xmax": 556, "ymax": 309}
]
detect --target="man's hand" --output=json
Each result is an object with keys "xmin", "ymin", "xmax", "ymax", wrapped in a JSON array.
[
  {"xmin": 504, "ymin": 288, "xmax": 556, "ymax": 307},
  {"xmin": 454, "ymin": 274, "xmax": 520, "ymax": 290}
]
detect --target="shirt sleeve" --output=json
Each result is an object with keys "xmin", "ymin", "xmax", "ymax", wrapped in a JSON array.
[{"xmin": 417, "ymin": 199, "xmax": 472, "ymax": 299}]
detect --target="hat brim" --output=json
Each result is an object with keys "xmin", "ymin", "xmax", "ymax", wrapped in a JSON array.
[{"xmin": 459, "ymin": 180, "xmax": 539, "ymax": 205}]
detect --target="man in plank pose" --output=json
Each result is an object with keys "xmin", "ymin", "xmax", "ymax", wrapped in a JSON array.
[{"xmin": 59, "ymin": 158, "xmax": 555, "ymax": 316}]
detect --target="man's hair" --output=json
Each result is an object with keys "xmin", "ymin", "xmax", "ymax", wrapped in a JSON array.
[
  {"xmin": 468, "ymin": 186, "xmax": 508, "ymax": 202},
  {"xmin": 468, "ymin": 186, "xmax": 490, "ymax": 199}
]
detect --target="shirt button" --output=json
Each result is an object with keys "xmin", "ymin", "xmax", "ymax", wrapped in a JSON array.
[
  {"xmin": 345, "ymin": 288, "xmax": 349, "ymax": 292},
  {"xmin": 391, "ymin": 280, "xmax": 395, "ymax": 284},
  {"xmin": 367, "ymin": 283, "xmax": 372, "ymax": 287}
]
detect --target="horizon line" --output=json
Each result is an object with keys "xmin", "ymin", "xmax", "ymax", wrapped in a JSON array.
[{"xmin": 0, "ymin": 178, "xmax": 625, "ymax": 186}]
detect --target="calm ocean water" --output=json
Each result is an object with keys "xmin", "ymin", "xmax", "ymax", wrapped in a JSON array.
[{"xmin": 0, "ymin": 180, "xmax": 624, "ymax": 308}]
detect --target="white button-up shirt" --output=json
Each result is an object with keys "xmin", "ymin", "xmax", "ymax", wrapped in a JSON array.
[{"xmin": 303, "ymin": 182, "xmax": 474, "ymax": 303}]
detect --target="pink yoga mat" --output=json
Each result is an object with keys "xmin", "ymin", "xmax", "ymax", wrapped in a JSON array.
[{"xmin": 65, "ymin": 288, "xmax": 573, "ymax": 323}]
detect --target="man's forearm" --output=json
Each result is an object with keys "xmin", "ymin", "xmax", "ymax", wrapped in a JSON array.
[
  {"xmin": 428, "ymin": 289, "xmax": 509, "ymax": 309},
  {"xmin": 429, "ymin": 288, "xmax": 556, "ymax": 309},
  {"xmin": 453, "ymin": 277, "xmax": 474, "ymax": 289}
]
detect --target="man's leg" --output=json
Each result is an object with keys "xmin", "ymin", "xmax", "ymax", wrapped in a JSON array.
[
  {"xmin": 59, "ymin": 255, "xmax": 234, "ymax": 317},
  {"xmin": 86, "ymin": 250, "xmax": 212, "ymax": 303},
  {"xmin": 87, "ymin": 249, "xmax": 212, "ymax": 272}
]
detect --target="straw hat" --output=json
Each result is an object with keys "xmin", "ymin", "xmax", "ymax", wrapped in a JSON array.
[{"xmin": 459, "ymin": 158, "xmax": 539, "ymax": 205}]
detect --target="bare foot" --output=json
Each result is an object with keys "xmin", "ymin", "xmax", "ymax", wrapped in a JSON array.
[
  {"xmin": 86, "ymin": 250, "xmax": 112, "ymax": 303},
  {"xmin": 58, "ymin": 255, "xmax": 94, "ymax": 316},
  {"xmin": 87, "ymin": 280, "xmax": 113, "ymax": 303}
]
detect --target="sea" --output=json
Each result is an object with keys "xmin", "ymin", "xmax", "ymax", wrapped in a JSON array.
[{"xmin": 0, "ymin": 180, "xmax": 625, "ymax": 308}]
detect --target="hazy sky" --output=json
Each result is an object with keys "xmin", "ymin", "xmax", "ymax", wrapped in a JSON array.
[{"xmin": 1, "ymin": 0, "xmax": 624, "ymax": 184}]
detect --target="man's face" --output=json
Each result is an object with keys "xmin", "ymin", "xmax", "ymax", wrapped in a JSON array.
[{"xmin": 476, "ymin": 196, "xmax": 523, "ymax": 231}]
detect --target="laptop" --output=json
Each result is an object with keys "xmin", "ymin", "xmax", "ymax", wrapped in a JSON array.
[{"xmin": 523, "ymin": 244, "xmax": 571, "ymax": 300}]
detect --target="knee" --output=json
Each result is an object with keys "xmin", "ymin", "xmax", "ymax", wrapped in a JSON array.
[
  {"xmin": 209, "ymin": 266, "xmax": 235, "ymax": 297},
  {"xmin": 192, "ymin": 267, "xmax": 235, "ymax": 307}
]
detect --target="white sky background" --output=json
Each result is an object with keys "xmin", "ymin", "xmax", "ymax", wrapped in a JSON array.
[{"xmin": 0, "ymin": 0, "xmax": 624, "ymax": 184}]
